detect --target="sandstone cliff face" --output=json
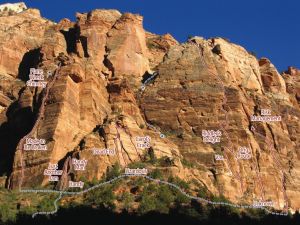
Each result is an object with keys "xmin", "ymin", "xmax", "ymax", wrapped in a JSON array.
[
  {"xmin": 140, "ymin": 36, "xmax": 300, "ymax": 210},
  {"xmin": 0, "ymin": 6, "xmax": 299, "ymax": 213}
]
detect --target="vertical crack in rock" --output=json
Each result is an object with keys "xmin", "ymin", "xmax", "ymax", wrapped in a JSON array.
[
  {"xmin": 60, "ymin": 27, "xmax": 78, "ymax": 55},
  {"xmin": 103, "ymin": 46, "xmax": 115, "ymax": 77},
  {"xmin": 57, "ymin": 155, "xmax": 73, "ymax": 190},
  {"xmin": 266, "ymin": 123, "xmax": 278, "ymax": 152},
  {"xmin": 79, "ymin": 36, "xmax": 89, "ymax": 58},
  {"xmin": 0, "ymin": 6, "xmax": 300, "ymax": 212}
]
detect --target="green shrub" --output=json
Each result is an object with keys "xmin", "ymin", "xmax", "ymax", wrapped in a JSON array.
[
  {"xmin": 162, "ymin": 129, "xmax": 181, "ymax": 137},
  {"xmin": 182, "ymin": 158, "xmax": 194, "ymax": 168},
  {"xmin": 210, "ymin": 195, "xmax": 240, "ymax": 215},
  {"xmin": 85, "ymin": 185, "xmax": 116, "ymax": 210},
  {"xmin": 146, "ymin": 41, "xmax": 157, "ymax": 50},
  {"xmin": 0, "ymin": 204, "xmax": 17, "ymax": 223},
  {"xmin": 143, "ymin": 183, "xmax": 157, "ymax": 195},
  {"xmin": 245, "ymin": 207, "xmax": 267, "ymax": 219},
  {"xmin": 157, "ymin": 185, "xmax": 175, "ymax": 206},
  {"xmin": 138, "ymin": 194, "xmax": 157, "ymax": 214},
  {"xmin": 106, "ymin": 163, "xmax": 121, "ymax": 181},
  {"xmin": 148, "ymin": 147, "xmax": 156, "ymax": 164},
  {"xmin": 38, "ymin": 195, "xmax": 56, "ymax": 212},
  {"xmin": 120, "ymin": 192, "xmax": 134, "ymax": 211},
  {"xmin": 138, "ymin": 184, "xmax": 175, "ymax": 214},
  {"xmin": 211, "ymin": 194, "xmax": 230, "ymax": 203},
  {"xmin": 157, "ymin": 156, "xmax": 174, "ymax": 167},
  {"xmin": 82, "ymin": 176, "xmax": 100, "ymax": 188},
  {"xmin": 197, "ymin": 186, "xmax": 209, "ymax": 198},
  {"xmin": 127, "ymin": 161, "xmax": 146, "ymax": 169},
  {"xmin": 149, "ymin": 169, "xmax": 163, "ymax": 179},
  {"xmin": 168, "ymin": 176, "xmax": 189, "ymax": 190},
  {"xmin": 175, "ymin": 191, "xmax": 190, "ymax": 205},
  {"xmin": 129, "ymin": 176, "xmax": 146, "ymax": 187}
]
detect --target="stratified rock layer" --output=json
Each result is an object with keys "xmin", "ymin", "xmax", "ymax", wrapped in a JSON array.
[{"xmin": 0, "ymin": 6, "xmax": 299, "ymax": 213}]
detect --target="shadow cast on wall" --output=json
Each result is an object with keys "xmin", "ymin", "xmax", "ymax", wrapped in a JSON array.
[{"xmin": 18, "ymin": 48, "xmax": 41, "ymax": 81}]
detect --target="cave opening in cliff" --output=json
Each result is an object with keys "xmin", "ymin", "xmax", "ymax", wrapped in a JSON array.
[
  {"xmin": 60, "ymin": 27, "xmax": 78, "ymax": 54},
  {"xmin": 17, "ymin": 48, "xmax": 42, "ymax": 81}
]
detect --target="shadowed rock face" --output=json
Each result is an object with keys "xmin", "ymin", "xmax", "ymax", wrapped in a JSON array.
[{"xmin": 0, "ymin": 6, "xmax": 299, "ymax": 212}]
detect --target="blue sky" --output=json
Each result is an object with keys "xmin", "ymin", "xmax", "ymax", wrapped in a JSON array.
[{"xmin": 2, "ymin": 0, "xmax": 299, "ymax": 72}]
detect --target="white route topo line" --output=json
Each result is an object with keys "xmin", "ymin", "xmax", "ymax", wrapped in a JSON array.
[
  {"xmin": 32, "ymin": 193, "xmax": 62, "ymax": 218},
  {"xmin": 18, "ymin": 47, "xmax": 288, "ymax": 219},
  {"xmin": 140, "ymin": 72, "xmax": 159, "ymax": 91},
  {"xmin": 139, "ymin": 72, "xmax": 166, "ymax": 139},
  {"xmin": 21, "ymin": 174, "xmax": 288, "ymax": 218}
]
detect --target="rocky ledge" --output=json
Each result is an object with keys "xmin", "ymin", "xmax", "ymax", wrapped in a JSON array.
[{"xmin": 0, "ymin": 3, "xmax": 299, "ymax": 213}]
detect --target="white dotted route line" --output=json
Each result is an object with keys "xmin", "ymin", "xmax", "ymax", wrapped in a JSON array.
[
  {"xmin": 21, "ymin": 174, "xmax": 288, "ymax": 218},
  {"xmin": 138, "ymin": 72, "xmax": 166, "ymax": 139},
  {"xmin": 31, "ymin": 193, "xmax": 62, "ymax": 218},
  {"xmin": 140, "ymin": 72, "xmax": 159, "ymax": 91}
]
